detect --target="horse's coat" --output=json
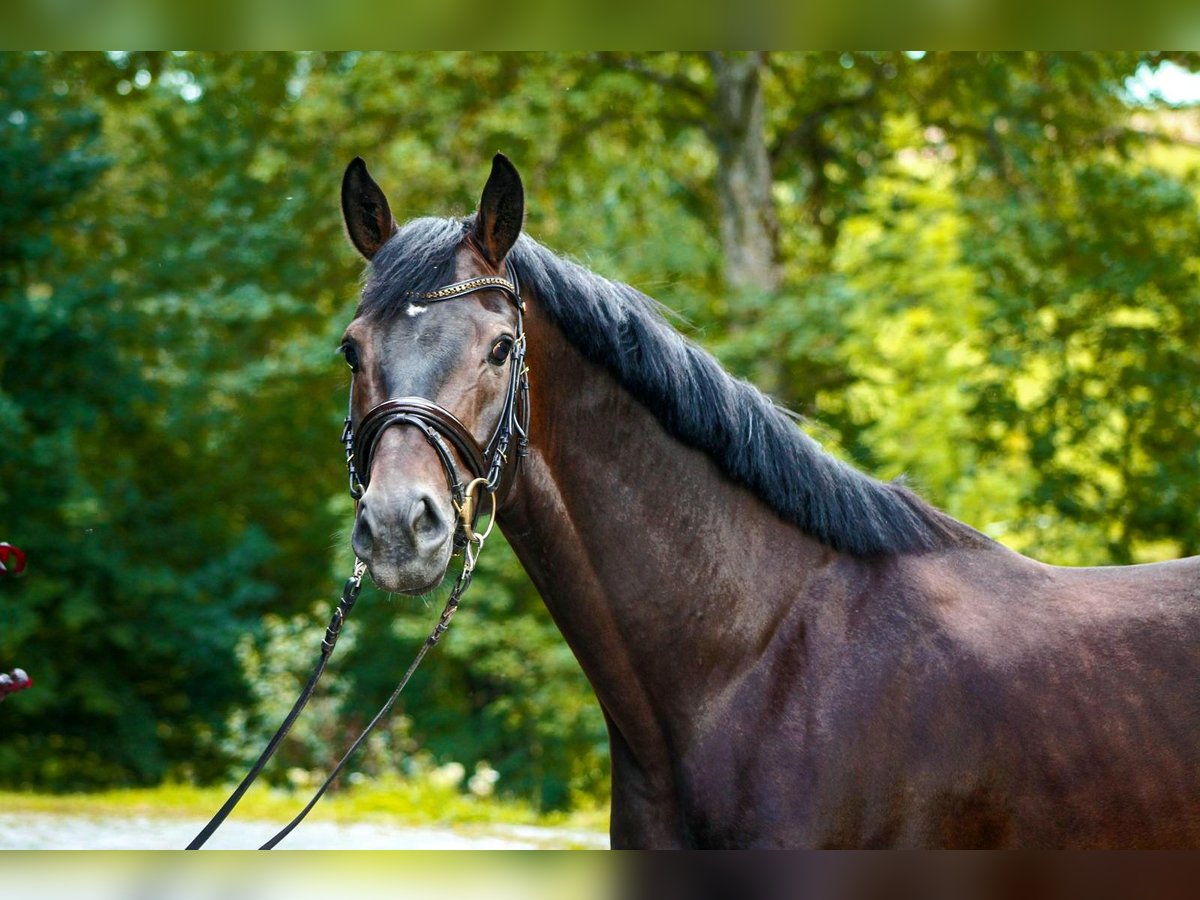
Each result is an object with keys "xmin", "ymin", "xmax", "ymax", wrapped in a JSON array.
[{"xmin": 339, "ymin": 155, "xmax": 1200, "ymax": 848}]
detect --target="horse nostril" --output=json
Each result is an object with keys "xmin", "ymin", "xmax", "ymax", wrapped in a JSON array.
[
  {"xmin": 352, "ymin": 501, "xmax": 374, "ymax": 551},
  {"xmin": 408, "ymin": 494, "xmax": 446, "ymax": 544}
]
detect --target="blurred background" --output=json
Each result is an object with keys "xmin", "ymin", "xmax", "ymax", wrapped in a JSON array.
[{"xmin": 2, "ymin": 51, "xmax": 1200, "ymax": 845}]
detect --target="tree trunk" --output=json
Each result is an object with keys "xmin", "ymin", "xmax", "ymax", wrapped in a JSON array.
[{"xmin": 706, "ymin": 52, "xmax": 780, "ymax": 297}]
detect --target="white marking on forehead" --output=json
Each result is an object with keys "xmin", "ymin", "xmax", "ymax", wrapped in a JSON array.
[{"xmin": 405, "ymin": 303, "xmax": 428, "ymax": 317}]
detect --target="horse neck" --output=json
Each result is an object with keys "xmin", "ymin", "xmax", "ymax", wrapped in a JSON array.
[{"xmin": 497, "ymin": 303, "xmax": 833, "ymax": 756}]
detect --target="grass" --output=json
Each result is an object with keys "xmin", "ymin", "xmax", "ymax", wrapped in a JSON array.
[{"xmin": 0, "ymin": 779, "xmax": 609, "ymax": 844}]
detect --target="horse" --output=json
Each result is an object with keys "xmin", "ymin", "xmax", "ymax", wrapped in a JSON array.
[{"xmin": 336, "ymin": 153, "xmax": 1200, "ymax": 849}]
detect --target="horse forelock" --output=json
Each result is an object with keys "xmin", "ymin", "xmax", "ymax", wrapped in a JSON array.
[{"xmin": 356, "ymin": 217, "xmax": 469, "ymax": 321}]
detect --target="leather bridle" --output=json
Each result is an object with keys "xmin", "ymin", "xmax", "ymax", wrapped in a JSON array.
[
  {"xmin": 187, "ymin": 271, "xmax": 529, "ymax": 850},
  {"xmin": 342, "ymin": 273, "xmax": 529, "ymax": 546}
]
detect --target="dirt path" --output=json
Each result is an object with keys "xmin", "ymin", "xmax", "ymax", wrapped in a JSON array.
[{"xmin": 0, "ymin": 811, "xmax": 607, "ymax": 850}]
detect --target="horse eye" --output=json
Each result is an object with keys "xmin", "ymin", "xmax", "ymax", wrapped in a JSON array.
[
  {"xmin": 488, "ymin": 336, "xmax": 514, "ymax": 366},
  {"xmin": 341, "ymin": 344, "xmax": 360, "ymax": 372}
]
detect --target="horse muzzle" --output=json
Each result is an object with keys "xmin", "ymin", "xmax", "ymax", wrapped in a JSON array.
[{"xmin": 352, "ymin": 478, "xmax": 456, "ymax": 594}]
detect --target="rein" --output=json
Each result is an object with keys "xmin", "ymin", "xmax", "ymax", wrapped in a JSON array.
[{"xmin": 187, "ymin": 273, "xmax": 528, "ymax": 850}]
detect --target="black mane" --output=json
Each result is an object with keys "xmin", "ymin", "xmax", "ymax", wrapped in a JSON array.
[{"xmin": 360, "ymin": 216, "xmax": 982, "ymax": 556}]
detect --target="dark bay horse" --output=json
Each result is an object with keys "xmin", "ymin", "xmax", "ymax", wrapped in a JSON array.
[{"xmin": 337, "ymin": 153, "xmax": 1200, "ymax": 849}]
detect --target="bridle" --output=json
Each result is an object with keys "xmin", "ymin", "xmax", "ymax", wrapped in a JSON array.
[
  {"xmin": 188, "ymin": 271, "xmax": 529, "ymax": 850},
  {"xmin": 343, "ymin": 272, "xmax": 530, "ymax": 551}
]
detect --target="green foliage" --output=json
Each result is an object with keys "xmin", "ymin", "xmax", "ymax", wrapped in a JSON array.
[
  {"xmin": 0, "ymin": 52, "xmax": 295, "ymax": 789},
  {"xmin": 4, "ymin": 52, "xmax": 1200, "ymax": 813}
]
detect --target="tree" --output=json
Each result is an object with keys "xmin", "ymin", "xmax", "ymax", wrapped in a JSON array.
[{"xmin": 1, "ymin": 52, "xmax": 250, "ymax": 786}]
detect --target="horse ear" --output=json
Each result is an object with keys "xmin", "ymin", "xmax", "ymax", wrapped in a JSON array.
[
  {"xmin": 341, "ymin": 157, "xmax": 397, "ymax": 261},
  {"xmin": 472, "ymin": 153, "xmax": 524, "ymax": 266}
]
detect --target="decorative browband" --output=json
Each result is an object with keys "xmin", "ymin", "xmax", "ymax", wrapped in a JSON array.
[{"xmin": 417, "ymin": 276, "xmax": 521, "ymax": 306}]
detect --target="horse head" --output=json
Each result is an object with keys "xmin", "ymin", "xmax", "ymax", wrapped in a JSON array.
[{"xmin": 339, "ymin": 154, "xmax": 527, "ymax": 594}]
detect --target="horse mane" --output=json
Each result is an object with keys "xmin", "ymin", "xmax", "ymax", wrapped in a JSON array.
[{"xmin": 361, "ymin": 216, "xmax": 985, "ymax": 556}]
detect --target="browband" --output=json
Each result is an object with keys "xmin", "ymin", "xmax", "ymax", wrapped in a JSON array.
[{"xmin": 416, "ymin": 276, "xmax": 523, "ymax": 308}]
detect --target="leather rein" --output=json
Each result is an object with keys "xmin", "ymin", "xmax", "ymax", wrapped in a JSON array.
[{"xmin": 187, "ymin": 273, "xmax": 528, "ymax": 850}]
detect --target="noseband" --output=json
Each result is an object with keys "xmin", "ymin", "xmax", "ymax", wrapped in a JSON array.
[{"xmin": 341, "ymin": 274, "xmax": 530, "ymax": 546}]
